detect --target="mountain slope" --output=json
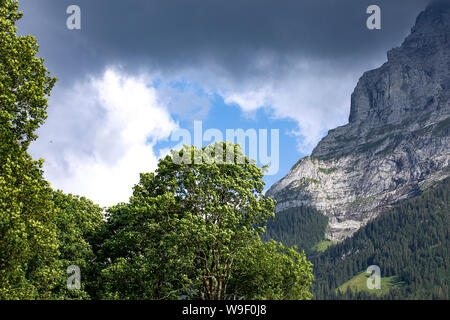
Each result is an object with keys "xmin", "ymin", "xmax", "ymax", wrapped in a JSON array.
[
  {"xmin": 261, "ymin": 206, "xmax": 329, "ymax": 252},
  {"xmin": 267, "ymin": 0, "xmax": 450, "ymax": 241},
  {"xmin": 312, "ymin": 177, "xmax": 449, "ymax": 300}
]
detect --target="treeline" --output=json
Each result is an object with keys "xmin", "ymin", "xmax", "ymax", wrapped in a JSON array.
[
  {"xmin": 261, "ymin": 206, "xmax": 329, "ymax": 254},
  {"xmin": 1, "ymin": 141, "xmax": 315, "ymax": 300},
  {"xmin": 312, "ymin": 177, "xmax": 449, "ymax": 300}
]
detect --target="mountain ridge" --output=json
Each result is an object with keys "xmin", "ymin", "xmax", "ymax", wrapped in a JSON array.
[{"xmin": 267, "ymin": 0, "xmax": 450, "ymax": 241}]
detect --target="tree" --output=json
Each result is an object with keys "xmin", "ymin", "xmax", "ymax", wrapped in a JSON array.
[
  {"xmin": 0, "ymin": 0, "xmax": 58, "ymax": 299},
  {"xmin": 51, "ymin": 191, "xmax": 104, "ymax": 299},
  {"xmin": 228, "ymin": 240, "xmax": 314, "ymax": 300},
  {"xmin": 94, "ymin": 194, "xmax": 195, "ymax": 300},
  {"xmin": 0, "ymin": 132, "xmax": 60, "ymax": 299},
  {"xmin": 0, "ymin": 0, "xmax": 56, "ymax": 148},
  {"xmin": 96, "ymin": 142, "xmax": 314, "ymax": 300}
]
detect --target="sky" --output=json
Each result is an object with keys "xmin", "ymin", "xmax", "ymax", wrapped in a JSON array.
[{"xmin": 16, "ymin": 0, "xmax": 430, "ymax": 207}]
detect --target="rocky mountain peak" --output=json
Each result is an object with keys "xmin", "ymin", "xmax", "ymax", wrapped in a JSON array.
[
  {"xmin": 267, "ymin": 1, "xmax": 450, "ymax": 242},
  {"xmin": 409, "ymin": 0, "xmax": 449, "ymax": 38},
  {"xmin": 311, "ymin": 0, "xmax": 449, "ymax": 160}
]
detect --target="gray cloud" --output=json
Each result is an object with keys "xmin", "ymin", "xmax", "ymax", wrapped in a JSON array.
[
  {"xmin": 18, "ymin": 0, "xmax": 433, "ymax": 152},
  {"xmin": 17, "ymin": 0, "xmax": 429, "ymax": 86},
  {"xmin": 16, "ymin": 0, "xmax": 434, "ymax": 202}
]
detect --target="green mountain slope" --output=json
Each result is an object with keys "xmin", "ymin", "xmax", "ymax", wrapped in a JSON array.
[
  {"xmin": 311, "ymin": 177, "xmax": 449, "ymax": 300},
  {"xmin": 261, "ymin": 206, "xmax": 328, "ymax": 254},
  {"xmin": 336, "ymin": 272, "xmax": 405, "ymax": 297}
]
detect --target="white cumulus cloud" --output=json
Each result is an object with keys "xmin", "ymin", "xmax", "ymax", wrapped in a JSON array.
[
  {"xmin": 30, "ymin": 68, "xmax": 178, "ymax": 207},
  {"xmin": 184, "ymin": 56, "xmax": 368, "ymax": 153}
]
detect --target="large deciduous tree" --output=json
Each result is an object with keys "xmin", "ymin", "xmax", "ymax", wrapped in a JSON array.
[
  {"xmin": 96, "ymin": 143, "xmax": 314, "ymax": 300},
  {"xmin": 1, "ymin": 1, "xmax": 103, "ymax": 300},
  {"xmin": 228, "ymin": 240, "xmax": 314, "ymax": 300},
  {"xmin": 0, "ymin": 0, "xmax": 56, "ymax": 147}
]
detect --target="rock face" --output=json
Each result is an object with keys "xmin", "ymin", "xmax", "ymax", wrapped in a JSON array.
[{"xmin": 267, "ymin": 0, "xmax": 450, "ymax": 242}]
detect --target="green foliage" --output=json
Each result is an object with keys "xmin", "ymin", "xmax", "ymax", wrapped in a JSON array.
[
  {"xmin": 311, "ymin": 240, "xmax": 336, "ymax": 253},
  {"xmin": 228, "ymin": 240, "xmax": 314, "ymax": 300},
  {"xmin": 337, "ymin": 272, "xmax": 404, "ymax": 297},
  {"xmin": 0, "ymin": 1, "xmax": 59, "ymax": 299},
  {"xmin": 0, "ymin": 132, "xmax": 59, "ymax": 299},
  {"xmin": 51, "ymin": 191, "xmax": 104, "ymax": 299},
  {"xmin": 94, "ymin": 143, "xmax": 314, "ymax": 300},
  {"xmin": 262, "ymin": 206, "xmax": 329, "ymax": 254},
  {"xmin": 94, "ymin": 195, "xmax": 195, "ymax": 300},
  {"xmin": 313, "ymin": 178, "xmax": 450, "ymax": 300},
  {"xmin": 0, "ymin": 2, "xmax": 103, "ymax": 299},
  {"xmin": 0, "ymin": 134, "xmax": 104, "ymax": 299},
  {"xmin": 0, "ymin": 0, "xmax": 56, "ymax": 148}
]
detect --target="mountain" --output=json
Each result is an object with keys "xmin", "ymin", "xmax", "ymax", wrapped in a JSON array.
[
  {"xmin": 312, "ymin": 176, "xmax": 449, "ymax": 300},
  {"xmin": 266, "ymin": 0, "xmax": 450, "ymax": 242}
]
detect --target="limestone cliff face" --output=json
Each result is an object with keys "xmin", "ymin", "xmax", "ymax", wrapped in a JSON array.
[{"xmin": 267, "ymin": 0, "xmax": 450, "ymax": 242}]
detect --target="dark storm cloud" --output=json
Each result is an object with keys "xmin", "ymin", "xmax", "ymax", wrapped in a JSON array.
[
  {"xmin": 17, "ymin": 0, "xmax": 430, "ymax": 85},
  {"xmin": 18, "ymin": 0, "xmax": 438, "ymax": 203}
]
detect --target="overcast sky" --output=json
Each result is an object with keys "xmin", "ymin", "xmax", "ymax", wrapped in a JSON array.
[{"xmin": 17, "ymin": 0, "xmax": 431, "ymax": 206}]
